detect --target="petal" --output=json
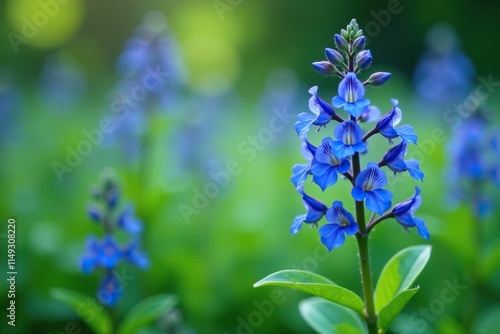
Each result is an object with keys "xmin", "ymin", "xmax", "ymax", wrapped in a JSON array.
[
  {"xmin": 332, "ymin": 95, "xmax": 346, "ymax": 108},
  {"xmin": 291, "ymin": 163, "xmax": 310, "ymax": 188},
  {"xmin": 406, "ymin": 159, "xmax": 424, "ymax": 181},
  {"xmin": 339, "ymin": 72, "xmax": 365, "ymax": 103},
  {"xmin": 291, "ymin": 214, "xmax": 307, "ymax": 234},
  {"xmin": 295, "ymin": 113, "xmax": 316, "ymax": 136},
  {"xmin": 312, "ymin": 165, "xmax": 338, "ymax": 191},
  {"xmin": 413, "ymin": 217, "xmax": 430, "ymax": 240},
  {"xmin": 397, "ymin": 125, "xmax": 418, "ymax": 144},
  {"xmin": 331, "ymin": 141, "xmax": 352, "ymax": 159},
  {"xmin": 338, "ymin": 159, "xmax": 351, "ymax": 174},
  {"xmin": 351, "ymin": 186, "xmax": 366, "ymax": 201},
  {"xmin": 319, "ymin": 224, "xmax": 347, "ymax": 251},
  {"xmin": 365, "ymin": 189, "xmax": 393, "ymax": 215}
]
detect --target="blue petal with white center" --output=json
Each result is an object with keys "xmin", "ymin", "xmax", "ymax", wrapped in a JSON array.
[
  {"xmin": 376, "ymin": 99, "xmax": 417, "ymax": 144},
  {"xmin": 392, "ymin": 187, "xmax": 429, "ymax": 240},
  {"xmin": 331, "ymin": 120, "xmax": 367, "ymax": 158},
  {"xmin": 295, "ymin": 86, "xmax": 335, "ymax": 135},
  {"xmin": 319, "ymin": 201, "xmax": 358, "ymax": 251},
  {"xmin": 311, "ymin": 137, "xmax": 351, "ymax": 191},
  {"xmin": 332, "ymin": 72, "xmax": 370, "ymax": 117},
  {"xmin": 352, "ymin": 163, "xmax": 393, "ymax": 215}
]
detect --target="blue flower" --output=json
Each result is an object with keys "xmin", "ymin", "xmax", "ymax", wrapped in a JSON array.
[
  {"xmin": 392, "ymin": 187, "xmax": 429, "ymax": 240},
  {"xmin": 311, "ymin": 138, "xmax": 351, "ymax": 191},
  {"xmin": 381, "ymin": 141, "xmax": 424, "ymax": 181},
  {"xmin": 351, "ymin": 163, "xmax": 393, "ymax": 215},
  {"xmin": 97, "ymin": 235, "xmax": 123, "ymax": 270},
  {"xmin": 124, "ymin": 240, "xmax": 150, "ymax": 269},
  {"xmin": 295, "ymin": 86, "xmax": 336, "ymax": 135},
  {"xmin": 291, "ymin": 135, "xmax": 317, "ymax": 188},
  {"xmin": 332, "ymin": 72, "xmax": 370, "ymax": 117},
  {"xmin": 331, "ymin": 120, "xmax": 366, "ymax": 158},
  {"xmin": 118, "ymin": 205, "xmax": 144, "ymax": 235},
  {"xmin": 376, "ymin": 99, "xmax": 417, "ymax": 144},
  {"xmin": 86, "ymin": 204, "xmax": 101, "ymax": 223},
  {"xmin": 291, "ymin": 185, "xmax": 328, "ymax": 234},
  {"xmin": 97, "ymin": 273, "xmax": 123, "ymax": 307},
  {"xmin": 319, "ymin": 201, "xmax": 358, "ymax": 251}
]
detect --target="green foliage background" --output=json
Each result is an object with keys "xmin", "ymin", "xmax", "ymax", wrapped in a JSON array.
[{"xmin": 1, "ymin": 0, "xmax": 500, "ymax": 333}]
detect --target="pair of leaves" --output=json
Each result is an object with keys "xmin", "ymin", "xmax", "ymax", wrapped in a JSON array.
[
  {"xmin": 50, "ymin": 288, "xmax": 177, "ymax": 334},
  {"xmin": 374, "ymin": 245, "xmax": 431, "ymax": 332},
  {"xmin": 254, "ymin": 245, "xmax": 431, "ymax": 334}
]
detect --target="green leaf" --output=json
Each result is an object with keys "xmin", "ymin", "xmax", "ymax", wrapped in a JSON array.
[
  {"xmin": 374, "ymin": 245, "xmax": 431, "ymax": 313},
  {"xmin": 117, "ymin": 294, "xmax": 177, "ymax": 334},
  {"xmin": 480, "ymin": 238, "xmax": 500, "ymax": 280},
  {"xmin": 254, "ymin": 269, "xmax": 364, "ymax": 313},
  {"xmin": 50, "ymin": 288, "xmax": 112, "ymax": 334},
  {"xmin": 377, "ymin": 287, "xmax": 420, "ymax": 332},
  {"xmin": 299, "ymin": 297, "xmax": 367, "ymax": 334}
]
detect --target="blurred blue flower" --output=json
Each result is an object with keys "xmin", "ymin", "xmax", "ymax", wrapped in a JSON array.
[
  {"xmin": 319, "ymin": 201, "xmax": 358, "ymax": 251},
  {"xmin": 81, "ymin": 172, "xmax": 149, "ymax": 307},
  {"xmin": 376, "ymin": 99, "xmax": 417, "ymax": 144},
  {"xmin": 392, "ymin": 187, "xmax": 429, "ymax": 240},
  {"xmin": 290, "ymin": 185, "xmax": 328, "ymax": 234},
  {"xmin": 39, "ymin": 53, "xmax": 86, "ymax": 110},
  {"xmin": 413, "ymin": 24, "xmax": 475, "ymax": 111},
  {"xmin": 381, "ymin": 141, "xmax": 424, "ymax": 181},
  {"xmin": 295, "ymin": 86, "xmax": 335, "ymax": 135},
  {"xmin": 118, "ymin": 205, "xmax": 143, "ymax": 235},
  {"xmin": 124, "ymin": 240, "xmax": 150, "ymax": 269},
  {"xmin": 332, "ymin": 72, "xmax": 370, "ymax": 117},
  {"xmin": 98, "ymin": 273, "xmax": 123, "ymax": 307},
  {"xmin": 311, "ymin": 138, "xmax": 351, "ymax": 191},
  {"xmin": 331, "ymin": 120, "xmax": 366, "ymax": 158},
  {"xmin": 352, "ymin": 163, "xmax": 393, "ymax": 215},
  {"xmin": 446, "ymin": 113, "xmax": 500, "ymax": 218}
]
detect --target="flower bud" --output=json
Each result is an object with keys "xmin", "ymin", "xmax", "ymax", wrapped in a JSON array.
[
  {"xmin": 325, "ymin": 48, "xmax": 344, "ymax": 66},
  {"xmin": 334, "ymin": 34, "xmax": 349, "ymax": 52},
  {"xmin": 356, "ymin": 50, "xmax": 372, "ymax": 70},
  {"xmin": 367, "ymin": 72, "xmax": 391, "ymax": 86},
  {"xmin": 352, "ymin": 36, "xmax": 366, "ymax": 53},
  {"xmin": 312, "ymin": 61, "xmax": 335, "ymax": 76},
  {"xmin": 341, "ymin": 29, "xmax": 349, "ymax": 40}
]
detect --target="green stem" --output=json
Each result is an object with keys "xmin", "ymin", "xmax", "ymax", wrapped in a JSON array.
[{"xmin": 353, "ymin": 151, "xmax": 377, "ymax": 333}]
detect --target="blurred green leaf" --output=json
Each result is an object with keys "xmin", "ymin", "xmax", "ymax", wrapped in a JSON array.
[
  {"xmin": 377, "ymin": 286, "xmax": 419, "ymax": 332},
  {"xmin": 480, "ymin": 238, "xmax": 500, "ymax": 280},
  {"xmin": 117, "ymin": 294, "xmax": 178, "ymax": 334},
  {"xmin": 374, "ymin": 245, "xmax": 431, "ymax": 313},
  {"xmin": 50, "ymin": 288, "xmax": 112, "ymax": 334},
  {"xmin": 299, "ymin": 297, "xmax": 367, "ymax": 334},
  {"xmin": 254, "ymin": 269, "xmax": 364, "ymax": 313},
  {"xmin": 473, "ymin": 305, "xmax": 500, "ymax": 334}
]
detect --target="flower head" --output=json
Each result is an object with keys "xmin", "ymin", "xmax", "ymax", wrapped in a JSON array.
[
  {"xmin": 352, "ymin": 163, "xmax": 393, "ymax": 215},
  {"xmin": 332, "ymin": 72, "xmax": 370, "ymax": 117},
  {"xmin": 331, "ymin": 120, "xmax": 366, "ymax": 158},
  {"xmin": 319, "ymin": 201, "xmax": 358, "ymax": 251},
  {"xmin": 376, "ymin": 99, "xmax": 417, "ymax": 144},
  {"xmin": 295, "ymin": 86, "xmax": 335, "ymax": 135},
  {"xmin": 291, "ymin": 185, "xmax": 328, "ymax": 234},
  {"xmin": 311, "ymin": 138, "xmax": 351, "ymax": 191},
  {"xmin": 392, "ymin": 187, "xmax": 429, "ymax": 239}
]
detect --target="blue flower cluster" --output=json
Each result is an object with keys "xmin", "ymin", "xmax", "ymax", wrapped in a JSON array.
[
  {"xmin": 291, "ymin": 20, "xmax": 429, "ymax": 251},
  {"xmin": 446, "ymin": 112, "xmax": 500, "ymax": 218},
  {"xmin": 81, "ymin": 171, "xmax": 149, "ymax": 306}
]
